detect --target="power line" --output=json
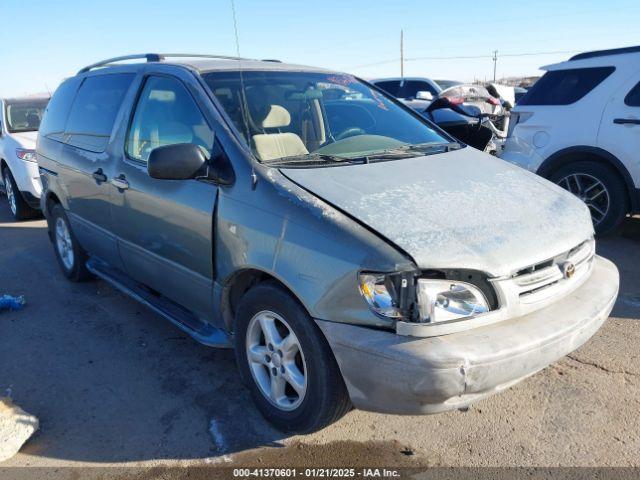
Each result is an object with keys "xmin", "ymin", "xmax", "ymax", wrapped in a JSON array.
[{"xmin": 351, "ymin": 49, "xmax": 581, "ymax": 69}]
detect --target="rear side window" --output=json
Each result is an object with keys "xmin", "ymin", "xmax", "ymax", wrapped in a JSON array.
[
  {"xmin": 126, "ymin": 76, "xmax": 214, "ymax": 163},
  {"xmin": 64, "ymin": 74, "xmax": 135, "ymax": 152},
  {"xmin": 518, "ymin": 67, "xmax": 615, "ymax": 106},
  {"xmin": 375, "ymin": 80, "xmax": 438, "ymax": 99},
  {"xmin": 400, "ymin": 80, "xmax": 439, "ymax": 98},
  {"xmin": 624, "ymin": 81, "xmax": 640, "ymax": 106},
  {"xmin": 374, "ymin": 81, "xmax": 401, "ymax": 97},
  {"xmin": 39, "ymin": 78, "xmax": 81, "ymax": 142}
]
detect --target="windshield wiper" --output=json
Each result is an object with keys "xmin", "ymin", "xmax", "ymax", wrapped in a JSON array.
[
  {"xmin": 360, "ymin": 141, "xmax": 462, "ymax": 160},
  {"xmin": 395, "ymin": 141, "xmax": 462, "ymax": 154},
  {"xmin": 264, "ymin": 153, "xmax": 364, "ymax": 166},
  {"xmin": 264, "ymin": 142, "xmax": 462, "ymax": 166}
]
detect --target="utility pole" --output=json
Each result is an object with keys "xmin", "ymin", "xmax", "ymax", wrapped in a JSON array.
[
  {"xmin": 400, "ymin": 29, "xmax": 404, "ymax": 79},
  {"xmin": 492, "ymin": 50, "xmax": 498, "ymax": 82}
]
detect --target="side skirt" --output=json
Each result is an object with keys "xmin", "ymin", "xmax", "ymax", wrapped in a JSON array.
[{"xmin": 86, "ymin": 257, "xmax": 232, "ymax": 348}]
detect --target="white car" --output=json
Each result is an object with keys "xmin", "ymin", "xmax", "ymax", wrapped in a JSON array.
[
  {"xmin": 0, "ymin": 95, "xmax": 49, "ymax": 219},
  {"xmin": 501, "ymin": 46, "xmax": 640, "ymax": 234}
]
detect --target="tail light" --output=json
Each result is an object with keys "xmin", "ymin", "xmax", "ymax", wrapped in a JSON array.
[{"xmin": 487, "ymin": 96, "xmax": 500, "ymax": 106}]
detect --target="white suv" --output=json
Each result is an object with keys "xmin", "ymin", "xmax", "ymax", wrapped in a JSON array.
[
  {"xmin": 0, "ymin": 95, "xmax": 49, "ymax": 219},
  {"xmin": 501, "ymin": 46, "xmax": 640, "ymax": 234}
]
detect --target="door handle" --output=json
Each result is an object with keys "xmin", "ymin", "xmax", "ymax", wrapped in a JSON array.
[
  {"xmin": 111, "ymin": 176, "xmax": 129, "ymax": 190},
  {"xmin": 613, "ymin": 118, "xmax": 640, "ymax": 125},
  {"xmin": 92, "ymin": 168, "xmax": 107, "ymax": 184}
]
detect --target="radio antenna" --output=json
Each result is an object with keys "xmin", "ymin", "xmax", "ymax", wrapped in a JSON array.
[{"xmin": 229, "ymin": 0, "xmax": 257, "ymax": 188}]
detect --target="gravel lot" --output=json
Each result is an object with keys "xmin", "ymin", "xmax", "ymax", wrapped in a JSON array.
[{"xmin": 0, "ymin": 197, "xmax": 639, "ymax": 470}]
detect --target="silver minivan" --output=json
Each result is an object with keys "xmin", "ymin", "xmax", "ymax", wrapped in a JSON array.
[{"xmin": 37, "ymin": 54, "xmax": 619, "ymax": 433}]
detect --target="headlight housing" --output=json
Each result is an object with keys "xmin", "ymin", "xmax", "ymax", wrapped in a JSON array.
[
  {"xmin": 358, "ymin": 273, "xmax": 403, "ymax": 319},
  {"xmin": 416, "ymin": 279, "xmax": 489, "ymax": 323},
  {"xmin": 16, "ymin": 148, "xmax": 37, "ymax": 163},
  {"xmin": 359, "ymin": 271, "xmax": 491, "ymax": 324}
]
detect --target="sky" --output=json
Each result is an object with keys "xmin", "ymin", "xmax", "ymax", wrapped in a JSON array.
[{"xmin": 1, "ymin": 0, "xmax": 639, "ymax": 97}]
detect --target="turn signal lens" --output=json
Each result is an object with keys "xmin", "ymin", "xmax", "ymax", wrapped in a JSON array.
[{"xmin": 359, "ymin": 273, "xmax": 402, "ymax": 319}]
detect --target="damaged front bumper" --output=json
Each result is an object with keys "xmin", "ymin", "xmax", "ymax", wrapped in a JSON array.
[{"xmin": 317, "ymin": 255, "xmax": 618, "ymax": 415}]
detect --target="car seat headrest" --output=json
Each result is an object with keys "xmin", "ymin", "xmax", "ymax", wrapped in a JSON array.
[{"xmin": 261, "ymin": 105, "xmax": 291, "ymax": 129}]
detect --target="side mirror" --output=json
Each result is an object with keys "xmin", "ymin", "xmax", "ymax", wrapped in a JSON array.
[
  {"xmin": 148, "ymin": 143, "xmax": 207, "ymax": 180},
  {"xmin": 415, "ymin": 91, "xmax": 434, "ymax": 101}
]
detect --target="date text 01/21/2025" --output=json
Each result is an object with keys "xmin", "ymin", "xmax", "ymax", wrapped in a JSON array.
[{"xmin": 231, "ymin": 468, "xmax": 400, "ymax": 478}]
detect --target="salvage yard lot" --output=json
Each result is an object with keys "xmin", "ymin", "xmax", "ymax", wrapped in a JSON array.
[{"xmin": 0, "ymin": 198, "xmax": 639, "ymax": 468}]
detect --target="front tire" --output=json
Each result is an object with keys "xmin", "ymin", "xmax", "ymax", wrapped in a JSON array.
[
  {"xmin": 550, "ymin": 160, "xmax": 627, "ymax": 236},
  {"xmin": 50, "ymin": 203, "xmax": 93, "ymax": 281},
  {"xmin": 2, "ymin": 166, "xmax": 38, "ymax": 220},
  {"xmin": 234, "ymin": 282, "xmax": 351, "ymax": 433}
]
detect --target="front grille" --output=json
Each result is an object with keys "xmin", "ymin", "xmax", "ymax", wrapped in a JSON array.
[
  {"xmin": 492, "ymin": 239, "xmax": 595, "ymax": 316},
  {"xmin": 515, "ymin": 240, "xmax": 594, "ymax": 300}
]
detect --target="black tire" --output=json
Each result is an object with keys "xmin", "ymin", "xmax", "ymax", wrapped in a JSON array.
[
  {"xmin": 549, "ymin": 160, "xmax": 628, "ymax": 236},
  {"xmin": 234, "ymin": 282, "xmax": 351, "ymax": 433},
  {"xmin": 49, "ymin": 203, "xmax": 93, "ymax": 281},
  {"xmin": 2, "ymin": 166, "xmax": 39, "ymax": 220}
]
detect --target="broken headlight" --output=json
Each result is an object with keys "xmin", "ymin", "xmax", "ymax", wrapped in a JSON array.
[
  {"xmin": 358, "ymin": 273, "xmax": 403, "ymax": 319},
  {"xmin": 416, "ymin": 279, "xmax": 488, "ymax": 323}
]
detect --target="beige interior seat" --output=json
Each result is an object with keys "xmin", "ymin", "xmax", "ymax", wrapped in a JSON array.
[{"xmin": 252, "ymin": 105, "xmax": 308, "ymax": 161}]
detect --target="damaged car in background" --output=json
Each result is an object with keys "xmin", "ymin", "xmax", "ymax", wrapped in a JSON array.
[
  {"xmin": 37, "ymin": 54, "xmax": 619, "ymax": 434},
  {"xmin": 372, "ymin": 78, "xmax": 511, "ymax": 154}
]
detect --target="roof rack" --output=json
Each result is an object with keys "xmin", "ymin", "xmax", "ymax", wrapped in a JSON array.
[
  {"xmin": 570, "ymin": 45, "xmax": 640, "ymax": 61},
  {"xmin": 77, "ymin": 53, "xmax": 262, "ymax": 74}
]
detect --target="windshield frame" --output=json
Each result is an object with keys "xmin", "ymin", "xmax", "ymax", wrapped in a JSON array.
[
  {"xmin": 4, "ymin": 98, "xmax": 49, "ymax": 134},
  {"xmin": 199, "ymin": 69, "xmax": 461, "ymax": 167}
]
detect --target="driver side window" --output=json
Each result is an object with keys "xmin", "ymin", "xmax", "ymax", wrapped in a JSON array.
[{"xmin": 127, "ymin": 76, "xmax": 213, "ymax": 163}]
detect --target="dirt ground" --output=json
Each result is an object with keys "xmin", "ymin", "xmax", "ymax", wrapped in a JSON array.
[{"xmin": 0, "ymin": 196, "xmax": 639, "ymax": 473}]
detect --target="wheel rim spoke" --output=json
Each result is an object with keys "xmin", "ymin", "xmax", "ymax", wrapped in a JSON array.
[
  {"xmin": 278, "ymin": 333, "xmax": 298, "ymax": 361},
  {"xmin": 270, "ymin": 373, "xmax": 287, "ymax": 404},
  {"xmin": 258, "ymin": 314, "xmax": 282, "ymax": 347},
  {"xmin": 589, "ymin": 203, "xmax": 606, "ymax": 217},
  {"xmin": 248, "ymin": 345, "xmax": 269, "ymax": 365},
  {"xmin": 582, "ymin": 182, "xmax": 599, "ymax": 196},
  {"xmin": 572, "ymin": 174, "xmax": 582, "ymax": 193},
  {"xmin": 283, "ymin": 363, "xmax": 306, "ymax": 396},
  {"xmin": 587, "ymin": 189, "xmax": 605, "ymax": 202}
]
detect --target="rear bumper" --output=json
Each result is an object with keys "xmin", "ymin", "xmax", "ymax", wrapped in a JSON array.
[{"xmin": 317, "ymin": 255, "xmax": 618, "ymax": 415}]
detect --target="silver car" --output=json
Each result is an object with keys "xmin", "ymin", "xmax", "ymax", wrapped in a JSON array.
[{"xmin": 37, "ymin": 54, "xmax": 619, "ymax": 433}]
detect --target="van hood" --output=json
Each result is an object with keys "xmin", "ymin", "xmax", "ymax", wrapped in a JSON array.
[
  {"xmin": 281, "ymin": 148, "xmax": 593, "ymax": 277},
  {"xmin": 10, "ymin": 131, "xmax": 38, "ymax": 149}
]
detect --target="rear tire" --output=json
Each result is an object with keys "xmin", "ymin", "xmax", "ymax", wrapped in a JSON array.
[
  {"xmin": 50, "ymin": 203, "xmax": 93, "ymax": 281},
  {"xmin": 234, "ymin": 282, "xmax": 351, "ymax": 433},
  {"xmin": 550, "ymin": 160, "xmax": 627, "ymax": 236},
  {"xmin": 2, "ymin": 166, "xmax": 39, "ymax": 221}
]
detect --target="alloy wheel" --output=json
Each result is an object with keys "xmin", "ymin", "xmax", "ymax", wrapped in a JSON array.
[
  {"xmin": 4, "ymin": 172, "xmax": 16, "ymax": 216},
  {"xmin": 246, "ymin": 310, "xmax": 308, "ymax": 411},
  {"xmin": 55, "ymin": 217, "xmax": 75, "ymax": 271},
  {"xmin": 556, "ymin": 173, "xmax": 610, "ymax": 226}
]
